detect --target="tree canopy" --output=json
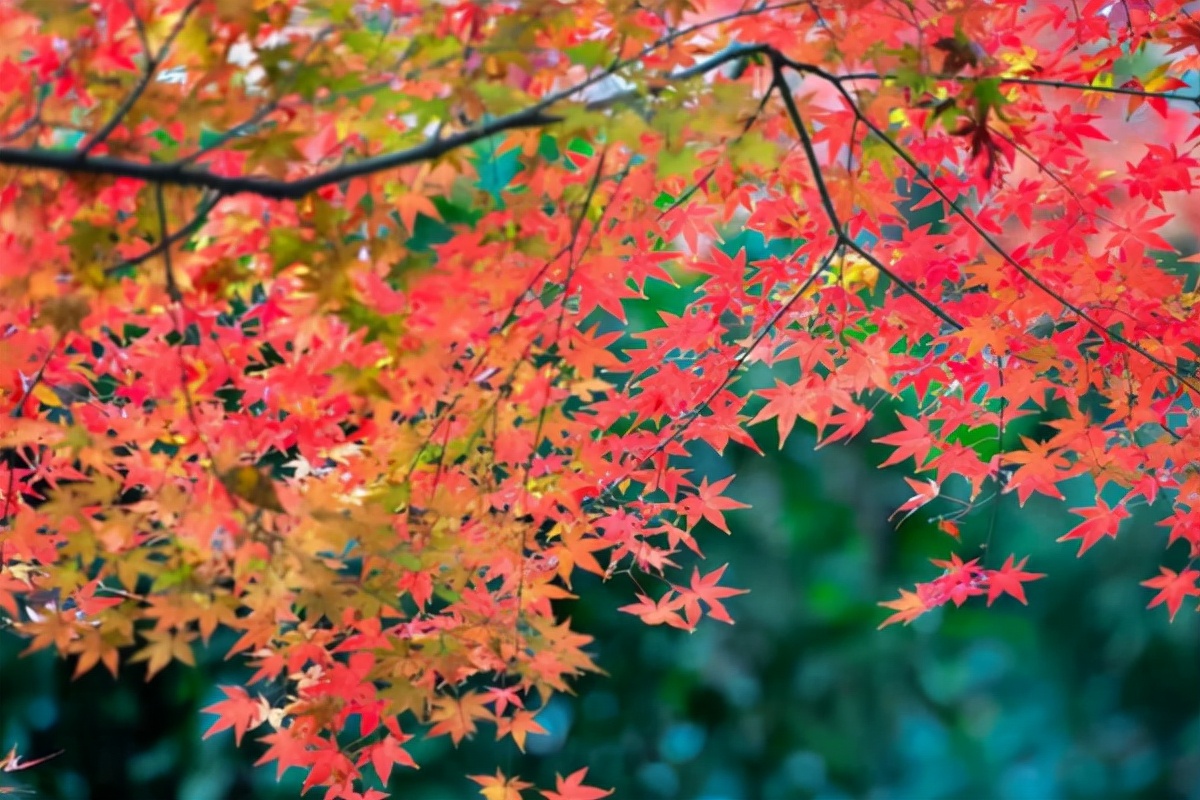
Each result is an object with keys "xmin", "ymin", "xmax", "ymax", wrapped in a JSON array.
[{"xmin": 3, "ymin": 0, "xmax": 1200, "ymax": 797}]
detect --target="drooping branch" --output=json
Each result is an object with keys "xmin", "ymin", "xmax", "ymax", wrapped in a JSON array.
[
  {"xmin": 774, "ymin": 52, "xmax": 1200, "ymax": 400},
  {"xmin": 768, "ymin": 55, "xmax": 967, "ymax": 334}
]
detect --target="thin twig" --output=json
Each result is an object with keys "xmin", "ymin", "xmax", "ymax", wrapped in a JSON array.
[
  {"xmin": 658, "ymin": 82, "xmax": 776, "ymax": 221},
  {"xmin": 123, "ymin": 0, "xmax": 152, "ymax": 55},
  {"xmin": 509, "ymin": 148, "xmax": 610, "ymax": 676},
  {"xmin": 8, "ymin": 334, "xmax": 64, "ymax": 420},
  {"xmin": 154, "ymin": 185, "xmax": 219, "ymax": 476},
  {"xmin": 583, "ymin": 246, "xmax": 840, "ymax": 514},
  {"xmin": 104, "ymin": 190, "xmax": 223, "ymax": 275},
  {"xmin": 177, "ymin": 27, "xmax": 337, "ymax": 167},
  {"xmin": 827, "ymin": 69, "xmax": 1200, "ymax": 105}
]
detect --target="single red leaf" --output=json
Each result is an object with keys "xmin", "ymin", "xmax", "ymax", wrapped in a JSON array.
[
  {"xmin": 540, "ymin": 767, "xmax": 613, "ymax": 800},
  {"xmin": 201, "ymin": 686, "xmax": 268, "ymax": 746},
  {"xmin": 984, "ymin": 555, "xmax": 1045, "ymax": 606},
  {"xmin": 1141, "ymin": 567, "xmax": 1200, "ymax": 621}
]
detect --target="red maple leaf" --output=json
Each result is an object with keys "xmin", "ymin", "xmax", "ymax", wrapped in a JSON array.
[
  {"xmin": 201, "ymin": 686, "xmax": 267, "ymax": 746},
  {"xmin": 254, "ymin": 727, "xmax": 317, "ymax": 780},
  {"xmin": 889, "ymin": 477, "xmax": 940, "ymax": 523},
  {"xmin": 618, "ymin": 592, "xmax": 690, "ymax": 629},
  {"xmin": 360, "ymin": 727, "xmax": 416, "ymax": 785},
  {"xmin": 984, "ymin": 555, "xmax": 1045, "ymax": 606},
  {"xmin": 878, "ymin": 588, "xmax": 930, "ymax": 629},
  {"xmin": 1141, "ymin": 567, "xmax": 1200, "ymax": 621},
  {"xmin": 681, "ymin": 564, "xmax": 749, "ymax": 626},
  {"xmin": 471, "ymin": 769, "xmax": 534, "ymax": 800},
  {"xmin": 540, "ymin": 767, "xmax": 614, "ymax": 800},
  {"xmin": 677, "ymin": 476, "xmax": 748, "ymax": 533},
  {"xmin": 1058, "ymin": 499, "xmax": 1131, "ymax": 556}
]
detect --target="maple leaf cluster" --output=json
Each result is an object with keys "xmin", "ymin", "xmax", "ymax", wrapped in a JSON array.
[{"xmin": 2, "ymin": 0, "xmax": 1200, "ymax": 797}]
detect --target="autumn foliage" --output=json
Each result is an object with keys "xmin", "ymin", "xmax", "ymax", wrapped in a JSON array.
[{"xmin": 2, "ymin": 0, "xmax": 1200, "ymax": 796}]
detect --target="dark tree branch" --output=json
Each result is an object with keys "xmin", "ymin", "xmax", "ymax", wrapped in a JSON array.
[
  {"xmin": 0, "ymin": 107, "xmax": 555, "ymax": 199},
  {"xmin": 1, "ymin": 20, "xmax": 1192, "ymax": 201},
  {"xmin": 0, "ymin": 35, "xmax": 768, "ymax": 199},
  {"xmin": 155, "ymin": 185, "xmax": 183, "ymax": 304},
  {"xmin": 829, "ymin": 69, "xmax": 1200, "ymax": 105},
  {"xmin": 999, "ymin": 74, "xmax": 1200, "ymax": 104}
]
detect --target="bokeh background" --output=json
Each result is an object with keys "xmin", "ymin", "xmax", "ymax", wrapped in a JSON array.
[{"xmin": 4, "ymin": 151, "xmax": 1200, "ymax": 800}]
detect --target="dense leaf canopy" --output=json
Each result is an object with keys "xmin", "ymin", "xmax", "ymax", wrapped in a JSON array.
[{"xmin": 3, "ymin": 0, "xmax": 1200, "ymax": 796}]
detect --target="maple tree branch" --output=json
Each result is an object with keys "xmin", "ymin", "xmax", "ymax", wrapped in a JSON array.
[
  {"xmin": 3, "ymin": 15, "xmax": 1193, "ymax": 202},
  {"xmin": 0, "ymin": 23, "xmax": 774, "ymax": 198},
  {"xmin": 79, "ymin": 0, "xmax": 202, "ymax": 156},
  {"xmin": 829, "ymin": 68, "xmax": 1200, "ymax": 105},
  {"xmin": 123, "ymin": 0, "xmax": 152, "ymax": 55},
  {"xmin": 0, "ymin": 107, "xmax": 560, "ymax": 199},
  {"xmin": 156, "ymin": 186, "xmax": 184, "ymax": 305},
  {"xmin": 154, "ymin": 185, "xmax": 225, "ymax": 503},
  {"xmin": 998, "ymin": 74, "xmax": 1200, "ymax": 104}
]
